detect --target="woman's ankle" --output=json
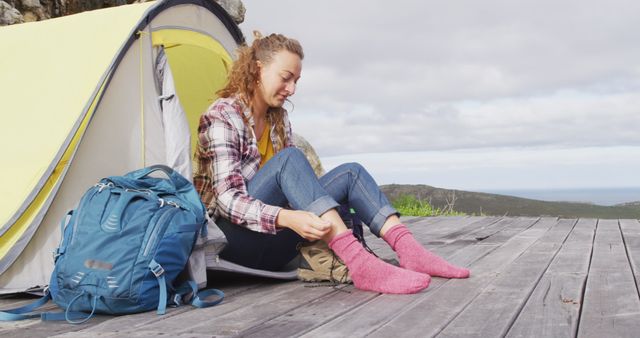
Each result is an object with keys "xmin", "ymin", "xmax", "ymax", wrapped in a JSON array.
[{"xmin": 329, "ymin": 230, "xmax": 430, "ymax": 294}]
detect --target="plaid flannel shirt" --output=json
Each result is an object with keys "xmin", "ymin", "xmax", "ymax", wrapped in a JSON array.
[{"xmin": 193, "ymin": 97, "xmax": 294, "ymax": 234}]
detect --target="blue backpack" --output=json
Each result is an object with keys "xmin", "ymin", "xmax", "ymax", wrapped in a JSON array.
[{"xmin": 0, "ymin": 165, "xmax": 223, "ymax": 323}]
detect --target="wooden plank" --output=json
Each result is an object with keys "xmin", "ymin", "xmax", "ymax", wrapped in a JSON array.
[
  {"xmin": 367, "ymin": 217, "xmax": 553, "ymax": 338},
  {"xmin": 298, "ymin": 242, "xmax": 495, "ymax": 338},
  {"xmin": 433, "ymin": 216, "xmax": 537, "ymax": 259},
  {"xmin": 478, "ymin": 216, "xmax": 548, "ymax": 245},
  {"xmin": 6, "ymin": 275, "xmax": 270, "ymax": 338},
  {"xmin": 363, "ymin": 216, "xmax": 488, "ymax": 260},
  {"xmin": 170, "ymin": 285, "xmax": 352, "ymax": 336},
  {"xmin": 0, "ymin": 315, "xmax": 110, "ymax": 338},
  {"xmin": 409, "ymin": 216, "xmax": 489, "ymax": 241},
  {"xmin": 619, "ymin": 219, "xmax": 640, "ymax": 291},
  {"xmin": 53, "ymin": 330, "xmax": 211, "ymax": 338},
  {"xmin": 128, "ymin": 280, "xmax": 354, "ymax": 336},
  {"xmin": 578, "ymin": 219, "xmax": 640, "ymax": 338},
  {"xmin": 506, "ymin": 218, "xmax": 596, "ymax": 338},
  {"xmin": 303, "ymin": 217, "xmax": 543, "ymax": 337},
  {"xmin": 234, "ymin": 285, "xmax": 374, "ymax": 338},
  {"xmin": 71, "ymin": 279, "xmax": 311, "ymax": 336},
  {"xmin": 250, "ymin": 217, "xmax": 494, "ymax": 338},
  {"xmin": 0, "ymin": 296, "xmax": 85, "ymax": 337},
  {"xmin": 58, "ymin": 217, "xmax": 472, "ymax": 337},
  {"xmin": 435, "ymin": 218, "xmax": 575, "ymax": 337},
  {"xmin": 232, "ymin": 217, "xmax": 490, "ymax": 337},
  {"xmin": 437, "ymin": 216, "xmax": 502, "ymax": 241}
]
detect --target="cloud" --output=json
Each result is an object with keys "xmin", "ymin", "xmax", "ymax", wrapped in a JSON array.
[
  {"xmin": 241, "ymin": 0, "xmax": 640, "ymax": 188},
  {"xmin": 322, "ymin": 146, "xmax": 640, "ymax": 190},
  {"xmin": 291, "ymin": 88, "xmax": 640, "ymax": 155}
]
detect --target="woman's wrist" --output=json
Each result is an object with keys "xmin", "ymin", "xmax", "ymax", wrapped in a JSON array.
[{"xmin": 275, "ymin": 209, "xmax": 291, "ymax": 228}]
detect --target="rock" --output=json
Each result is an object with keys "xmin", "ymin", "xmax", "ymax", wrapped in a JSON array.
[
  {"xmin": 292, "ymin": 133, "xmax": 325, "ymax": 177},
  {"xmin": 18, "ymin": 0, "xmax": 47, "ymax": 21},
  {"xmin": 214, "ymin": 0, "xmax": 244, "ymax": 24},
  {"xmin": 1, "ymin": 0, "xmax": 245, "ymax": 26},
  {"xmin": 20, "ymin": 0, "xmax": 41, "ymax": 9},
  {"xmin": 0, "ymin": 1, "xmax": 24, "ymax": 25},
  {"xmin": 21, "ymin": 10, "xmax": 36, "ymax": 21}
]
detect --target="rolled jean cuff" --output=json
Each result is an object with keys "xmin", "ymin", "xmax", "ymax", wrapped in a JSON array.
[
  {"xmin": 305, "ymin": 195, "xmax": 340, "ymax": 217},
  {"xmin": 369, "ymin": 205, "xmax": 400, "ymax": 237}
]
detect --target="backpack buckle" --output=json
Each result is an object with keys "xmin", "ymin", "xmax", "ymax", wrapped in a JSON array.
[
  {"xmin": 94, "ymin": 182, "xmax": 114, "ymax": 192},
  {"xmin": 166, "ymin": 201, "xmax": 181, "ymax": 209},
  {"xmin": 149, "ymin": 261, "xmax": 165, "ymax": 277}
]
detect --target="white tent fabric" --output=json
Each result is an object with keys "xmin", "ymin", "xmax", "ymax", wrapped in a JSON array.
[
  {"xmin": 0, "ymin": 0, "xmax": 243, "ymax": 293},
  {"xmin": 156, "ymin": 47, "xmax": 193, "ymax": 182}
]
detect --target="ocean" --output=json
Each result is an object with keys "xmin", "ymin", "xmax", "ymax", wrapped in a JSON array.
[{"xmin": 481, "ymin": 187, "xmax": 640, "ymax": 206}]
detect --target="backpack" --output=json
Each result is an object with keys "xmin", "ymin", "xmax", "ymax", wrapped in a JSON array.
[{"xmin": 0, "ymin": 165, "xmax": 223, "ymax": 323}]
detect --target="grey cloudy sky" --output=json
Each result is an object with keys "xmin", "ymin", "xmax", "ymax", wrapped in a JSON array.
[{"xmin": 241, "ymin": 0, "xmax": 640, "ymax": 191}]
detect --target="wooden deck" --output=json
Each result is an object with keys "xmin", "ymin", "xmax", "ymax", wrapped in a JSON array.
[{"xmin": 2, "ymin": 216, "xmax": 640, "ymax": 337}]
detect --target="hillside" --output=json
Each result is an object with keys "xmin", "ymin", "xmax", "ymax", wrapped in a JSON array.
[{"xmin": 381, "ymin": 184, "xmax": 640, "ymax": 219}]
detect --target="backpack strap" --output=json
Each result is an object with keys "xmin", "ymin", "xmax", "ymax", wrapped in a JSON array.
[
  {"xmin": 0, "ymin": 291, "xmax": 51, "ymax": 321},
  {"xmin": 192, "ymin": 288, "xmax": 224, "ymax": 308},
  {"xmin": 149, "ymin": 259, "xmax": 168, "ymax": 315},
  {"xmin": 128, "ymin": 165, "xmax": 190, "ymax": 192},
  {"xmin": 40, "ymin": 290, "xmax": 99, "ymax": 324},
  {"xmin": 126, "ymin": 165, "xmax": 205, "ymax": 218},
  {"xmin": 175, "ymin": 280, "xmax": 224, "ymax": 309}
]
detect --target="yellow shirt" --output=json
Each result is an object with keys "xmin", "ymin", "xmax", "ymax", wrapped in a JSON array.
[{"xmin": 257, "ymin": 125, "xmax": 274, "ymax": 168}]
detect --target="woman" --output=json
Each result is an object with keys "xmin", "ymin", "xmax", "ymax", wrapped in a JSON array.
[{"xmin": 193, "ymin": 32, "xmax": 469, "ymax": 294}]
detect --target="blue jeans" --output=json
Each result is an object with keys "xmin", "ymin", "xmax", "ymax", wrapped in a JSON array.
[{"xmin": 217, "ymin": 147, "xmax": 398, "ymax": 271}]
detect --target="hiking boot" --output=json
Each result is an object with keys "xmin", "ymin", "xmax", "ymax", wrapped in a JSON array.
[{"xmin": 297, "ymin": 241, "xmax": 352, "ymax": 284}]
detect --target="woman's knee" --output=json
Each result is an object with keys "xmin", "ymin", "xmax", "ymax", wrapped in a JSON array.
[
  {"xmin": 279, "ymin": 147, "xmax": 306, "ymax": 161},
  {"xmin": 337, "ymin": 162, "xmax": 365, "ymax": 175}
]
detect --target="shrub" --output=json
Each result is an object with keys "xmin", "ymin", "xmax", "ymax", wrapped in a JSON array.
[{"xmin": 392, "ymin": 194, "xmax": 465, "ymax": 217}]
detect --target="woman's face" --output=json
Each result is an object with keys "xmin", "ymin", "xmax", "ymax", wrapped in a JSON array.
[{"xmin": 257, "ymin": 50, "xmax": 302, "ymax": 108}]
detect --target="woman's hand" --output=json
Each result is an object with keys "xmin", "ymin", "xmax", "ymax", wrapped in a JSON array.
[{"xmin": 276, "ymin": 209, "xmax": 332, "ymax": 241}]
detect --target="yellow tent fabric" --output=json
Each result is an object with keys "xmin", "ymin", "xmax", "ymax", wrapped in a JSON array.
[
  {"xmin": 152, "ymin": 29, "xmax": 232, "ymax": 155},
  {"xmin": 0, "ymin": 0, "xmax": 244, "ymax": 289},
  {"xmin": 0, "ymin": 0, "xmax": 243, "ymax": 290},
  {"xmin": 0, "ymin": 81, "xmax": 105, "ymax": 258},
  {"xmin": 0, "ymin": 2, "xmax": 155, "ymax": 236}
]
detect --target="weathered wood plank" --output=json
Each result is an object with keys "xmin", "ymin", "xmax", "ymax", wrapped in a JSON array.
[
  {"xmin": 410, "ymin": 216, "xmax": 492, "ymax": 241},
  {"xmin": 432, "ymin": 216, "xmax": 536, "ymax": 259},
  {"xmin": 506, "ymin": 218, "xmax": 596, "ymax": 338},
  {"xmin": 364, "ymin": 216, "xmax": 489, "ymax": 260},
  {"xmin": 9, "ymin": 217, "xmax": 640, "ymax": 338},
  {"xmin": 169, "ymin": 285, "xmax": 350, "ymax": 336},
  {"xmin": 234, "ymin": 285, "xmax": 374, "ymax": 338},
  {"xmin": 3, "ymin": 275, "xmax": 270, "ymax": 338},
  {"xmin": 69, "ymin": 279, "xmax": 318, "ymax": 336},
  {"xmin": 228, "ymin": 217, "xmax": 486, "ymax": 337},
  {"xmin": 435, "ymin": 218, "xmax": 575, "ymax": 337},
  {"xmin": 577, "ymin": 219, "xmax": 640, "ymax": 338},
  {"xmin": 304, "ymin": 217, "xmax": 542, "ymax": 337},
  {"xmin": 478, "ymin": 216, "xmax": 549, "ymax": 245},
  {"xmin": 0, "ymin": 297, "xmax": 84, "ymax": 337},
  {"xmin": 438, "ymin": 216, "xmax": 502, "ymax": 241},
  {"xmin": 298, "ymin": 243, "xmax": 493, "ymax": 338},
  {"xmin": 367, "ymin": 217, "xmax": 552, "ymax": 338},
  {"xmin": 619, "ymin": 219, "xmax": 640, "ymax": 292},
  {"xmin": 257, "ymin": 218, "xmax": 491, "ymax": 337},
  {"xmin": 53, "ymin": 330, "xmax": 212, "ymax": 338},
  {"xmin": 0, "ymin": 314, "xmax": 110, "ymax": 338}
]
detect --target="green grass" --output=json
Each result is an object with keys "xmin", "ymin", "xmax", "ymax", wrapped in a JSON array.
[{"xmin": 392, "ymin": 194, "xmax": 465, "ymax": 217}]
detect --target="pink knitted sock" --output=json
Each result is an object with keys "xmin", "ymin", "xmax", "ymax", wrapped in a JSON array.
[
  {"xmin": 383, "ymin": 224, "xmax": 470, "ymax": 278},
  {"xmin": 328, "ymin": 230, "xmax": 430, "ymax": 294}
]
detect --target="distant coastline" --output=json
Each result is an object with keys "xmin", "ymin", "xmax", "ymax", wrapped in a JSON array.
[
  {"xmin": 480, "ymin": 187, "xmax": 640, "ymax": 206},
  {"xmin": 381, "ymin": 184, "xmax": 640, "ymax": 219}
]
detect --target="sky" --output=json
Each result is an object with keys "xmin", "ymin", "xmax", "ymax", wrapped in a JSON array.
[{"xmin": 240, "ymin": 0, "xmax": 640, "ymax": 192}]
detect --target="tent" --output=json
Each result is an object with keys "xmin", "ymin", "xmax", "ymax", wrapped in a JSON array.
[{"xmin": 0, "ymin": 0, "xmax": 251, "ymax": 293}]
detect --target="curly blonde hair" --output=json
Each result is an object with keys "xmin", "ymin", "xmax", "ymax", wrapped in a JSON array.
[{"xmin": 218, "ymin": 31, "xmax": 304, "ymax": 147}]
